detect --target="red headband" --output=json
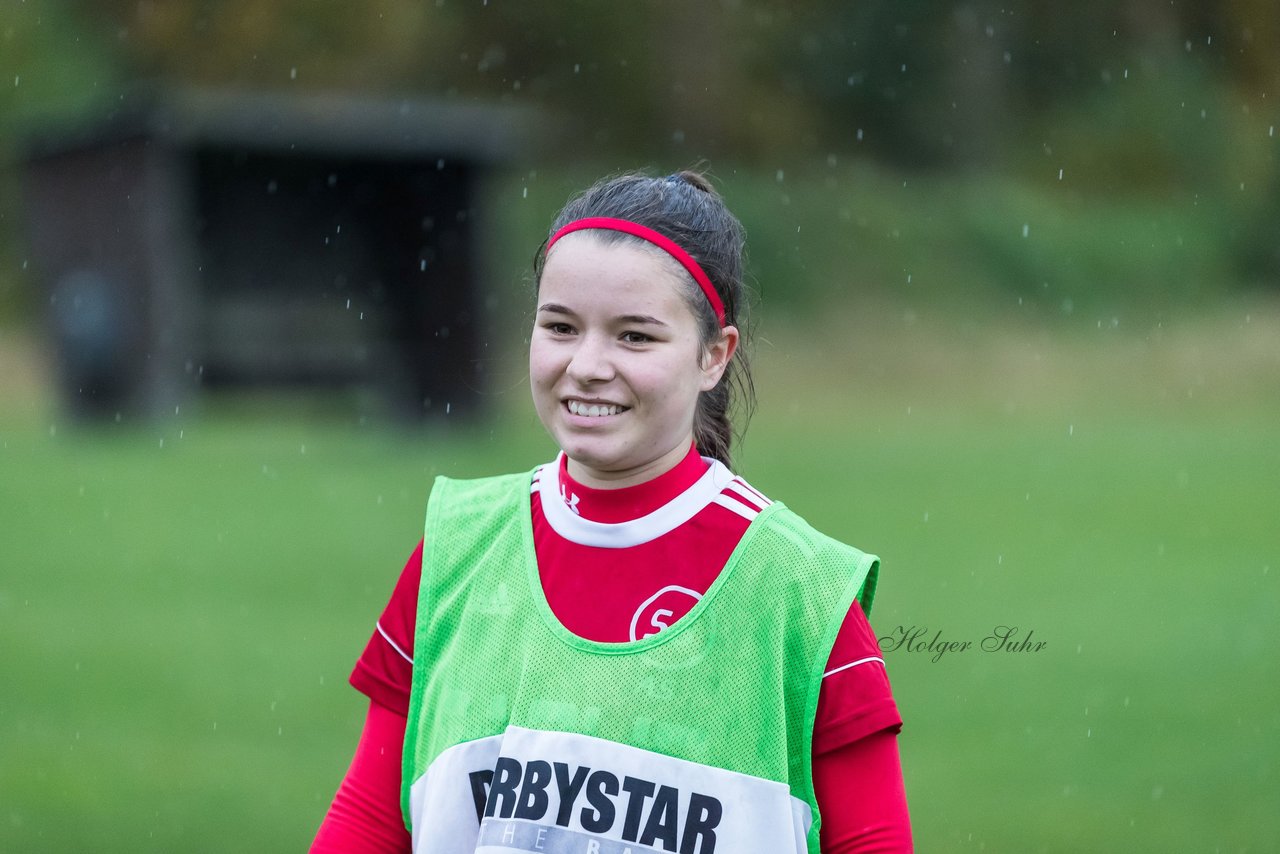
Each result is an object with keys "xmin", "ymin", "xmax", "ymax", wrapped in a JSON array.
[{"xmin": 545, "ymin": 217, "xmax": 727, "ymax": 327}]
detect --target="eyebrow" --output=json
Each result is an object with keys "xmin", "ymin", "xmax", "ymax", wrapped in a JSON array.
[
  {"xmin": 617, "ymin": 314, "xmax": 669, "ymax": 327},
  {"xmin": 536, "ymin": 304, "xmax": 669, "ymax": 327}
]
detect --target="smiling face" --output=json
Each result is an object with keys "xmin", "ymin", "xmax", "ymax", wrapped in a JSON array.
[{"xmin": 530, "ymin": 234, "xmax": 737, "ymax": 489}]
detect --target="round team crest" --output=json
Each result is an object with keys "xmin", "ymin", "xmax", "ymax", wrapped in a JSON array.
[{"xmin": 629, "ymin": 585, "xmax": 703, "ymax": 641}]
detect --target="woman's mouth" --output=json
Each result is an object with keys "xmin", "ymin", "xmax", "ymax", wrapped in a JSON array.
[{"xmin": 566, "ymin": 400, "xmax": 628, "ymax": 418}]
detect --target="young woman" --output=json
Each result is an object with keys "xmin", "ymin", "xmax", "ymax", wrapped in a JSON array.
[{"xmin": 313, "ymin": 172, "xmax": 912, "ymax": 853}]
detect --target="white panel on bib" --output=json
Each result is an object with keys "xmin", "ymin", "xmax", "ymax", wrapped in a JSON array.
[{"xmin": 409, "ymin": 727, "xmax": 810, "ymax": 854}]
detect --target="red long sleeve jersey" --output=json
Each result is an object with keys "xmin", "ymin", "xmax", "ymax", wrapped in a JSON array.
[{"xmin": 353, "ymin": 447, "xmax": 901, "ymax": 754}]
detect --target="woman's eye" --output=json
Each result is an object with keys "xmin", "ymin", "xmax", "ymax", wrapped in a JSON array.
[
  {"xmin": 621, "ymin": 331, "xmax": 653, "ymax": 344},
  {"xmin": 544, "ymin": 322, "xmax": 574, "ymax": 335}
]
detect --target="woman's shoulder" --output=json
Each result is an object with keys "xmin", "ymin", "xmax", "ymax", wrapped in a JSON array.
[
  {"xmin": 422, "ymin": 466, "xmax": 545, "ymax": 541},
  {"xmin": 430, "ymin": 464, "xmax": 544, "ymax": 500},
  {"xmin": 749, "ymin": 501, "xmax": 874, "ymax": 561},
  {"xmin": 741, "ymin": 501, "xmax": 881, "ymax": 613}
]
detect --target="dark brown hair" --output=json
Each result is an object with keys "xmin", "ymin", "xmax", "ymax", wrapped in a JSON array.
[{"xmin": 534, "ymin": 170, "xmax": 755, "ymax": 468}]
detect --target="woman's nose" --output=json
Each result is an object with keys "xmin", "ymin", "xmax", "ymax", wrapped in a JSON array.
[{"xmin": 565, "ymin": 334, "xmax": 614, "ymax": 383}]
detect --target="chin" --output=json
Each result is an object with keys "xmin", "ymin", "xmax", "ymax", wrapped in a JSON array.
[
  {"xmin": 563, "ymin": 446, "xmax": 625, "ymax": 472},
  {"xmin": 559, "ymin": 439, "xmax": 638, "ymax": 475}
]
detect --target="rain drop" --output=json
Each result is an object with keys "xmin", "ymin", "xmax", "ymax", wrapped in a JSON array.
[
  {"xmin": 290, "ymin": 67, "xmax": 297, "ymax": 80},
  {"xmin": 1021, "ymin": 223, "xmax": 1030, "ymax": 238}
]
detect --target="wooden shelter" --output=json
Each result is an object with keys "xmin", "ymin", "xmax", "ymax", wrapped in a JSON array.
[{"xmin": 21, "ymin": 87, "xmax": 531, "ymax": 420}]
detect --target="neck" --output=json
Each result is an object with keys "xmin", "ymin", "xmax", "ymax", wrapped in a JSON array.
[{"xmin": 558, "ymin": 444, "xmax": 708, "ymax": 523}]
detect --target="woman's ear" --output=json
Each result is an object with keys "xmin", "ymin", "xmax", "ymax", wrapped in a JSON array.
[{"xmin": 700, "ymin": 325, "xmax": 740, "ymax": 391}]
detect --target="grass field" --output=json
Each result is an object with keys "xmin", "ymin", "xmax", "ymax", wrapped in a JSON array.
[{"xmin": 2, "ymin": 298, "xmax": 1278, "ymax": 852}]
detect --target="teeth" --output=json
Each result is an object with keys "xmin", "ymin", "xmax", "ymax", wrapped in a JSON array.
[{"xmin": 568, "ymin": 400, "xmax": 623, "ymax": 417}]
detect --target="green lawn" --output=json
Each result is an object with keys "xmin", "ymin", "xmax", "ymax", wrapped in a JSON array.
[{"xmin": 2, "ymin": 304, "xmax": 1277, "ymax": 852}]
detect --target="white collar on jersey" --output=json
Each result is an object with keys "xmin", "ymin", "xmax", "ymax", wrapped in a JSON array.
[{"xmin": 534, "ymin": 451, "xmax": 737, "ymax": 549}]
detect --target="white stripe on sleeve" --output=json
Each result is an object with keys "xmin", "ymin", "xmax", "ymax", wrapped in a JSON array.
[
  {"xmin": 376, "ymin": 621, "xmax": 414, "ymax": 665},
  {"xmin": 822, "ymin": 655, "xmax": 885, "ymax": 679}
]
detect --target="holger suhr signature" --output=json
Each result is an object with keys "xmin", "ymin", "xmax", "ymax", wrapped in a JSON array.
[{"xmin": 878, "ymin": 625, "xmax": 1047, "ymax": 663}]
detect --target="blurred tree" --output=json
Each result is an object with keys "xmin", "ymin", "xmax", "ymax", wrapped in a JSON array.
[
  {"xmin": 68, "ymin": 0, "xmax": 789, "ymax": 160},
  {"xmin": 37, "ymin": 0, "xmax": 1277, "ymax": 175},
  {"xmin": 3, "ymin": 0, "xmax": 1276, "ymax": 315},
  {"xmin": 0, "ymin": 0, "xmax": 126, "ymax": 320},
  {"xmin": 83, "ymin": 0, "xmax": 455, "ymax": 92},
  {"xmin": 744, "ymin": 0, "xmax": 1276, "ymax": 180}
]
